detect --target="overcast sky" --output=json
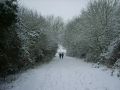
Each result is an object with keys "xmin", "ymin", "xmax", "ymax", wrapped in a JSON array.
[{"xmin": 20, "ymin": 0, "xmax": 90, "ymax": 22}]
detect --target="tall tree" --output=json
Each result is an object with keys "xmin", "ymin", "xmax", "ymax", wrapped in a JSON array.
[{"xmin": 0, "ymin": 0, "xmax": 21, "ymax": 76}]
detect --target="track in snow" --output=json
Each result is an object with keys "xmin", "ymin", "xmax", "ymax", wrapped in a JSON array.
[{"xmin": 6, "ymin": 56, "xmax": 120, "ymax": 90}]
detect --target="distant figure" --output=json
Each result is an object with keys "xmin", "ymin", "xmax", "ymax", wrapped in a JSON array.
[
  {"xmin": 57, "ymin": 44, "xmax": 66, "ymax": 59},
  {"xmin": 59, "ymin": 53, "xmax": 62, "ymax": 59},
  {"xmin": 59, "ymin": 52, "xmax": 64, "ymax": 59},
  {"xmin": 61, "ymin": 52, "xmax": 64, "ymax": 59}
]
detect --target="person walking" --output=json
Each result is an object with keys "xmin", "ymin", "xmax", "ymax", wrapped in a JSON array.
[
  {"xmin": 61, "ymin": 52, "xmax": 64, "ymax": 59},
  {"xmin": 59, "ymin": 52, "xmax": 62, "ymax": 59}
]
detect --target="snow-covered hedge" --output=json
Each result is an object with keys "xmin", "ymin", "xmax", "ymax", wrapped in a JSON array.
[
  {"xmin": 0, "ymin": 1, "xmax": 58, "ymax": 77},
  {"xmin": 64, "ymin": 0, "xmax": 120, "ymax": 66}
]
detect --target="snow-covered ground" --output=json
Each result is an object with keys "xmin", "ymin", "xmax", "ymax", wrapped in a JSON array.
[{"xmin": 5, "ymin": 56, "xmax": 120, "ymax": 90}]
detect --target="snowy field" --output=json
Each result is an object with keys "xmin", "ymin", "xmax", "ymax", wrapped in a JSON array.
[{"xmin": 4, "ymin": 56, "xmax": 120, "ymax": 90}]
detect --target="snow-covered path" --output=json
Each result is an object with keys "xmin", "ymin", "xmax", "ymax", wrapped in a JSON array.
[{"xmin": 7, "ymin": 56, "xmax": 120, "ymax": 90}]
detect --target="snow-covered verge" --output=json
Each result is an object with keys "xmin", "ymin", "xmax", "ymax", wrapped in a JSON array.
[{"xmin": 2, "ymin": 56, "xmax": 120, "ymax": 90}]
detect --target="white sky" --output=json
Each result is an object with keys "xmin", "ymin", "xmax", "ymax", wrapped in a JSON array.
[{"xmin": 19, "ymin": 0, "xmax": 90, "ymax": 22}]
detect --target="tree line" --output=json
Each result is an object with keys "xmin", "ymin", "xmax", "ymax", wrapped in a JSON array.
[
  {"xmin": 64, "ymin": 0, "xmax": 120, "ymax": 72},
  {"xmin": 0, "ymin": 0, "xmax": 64, "ymax": 77},
  {"xmin": 1, "ymin": 0, "xmax": 120, "ymax": 78}
]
